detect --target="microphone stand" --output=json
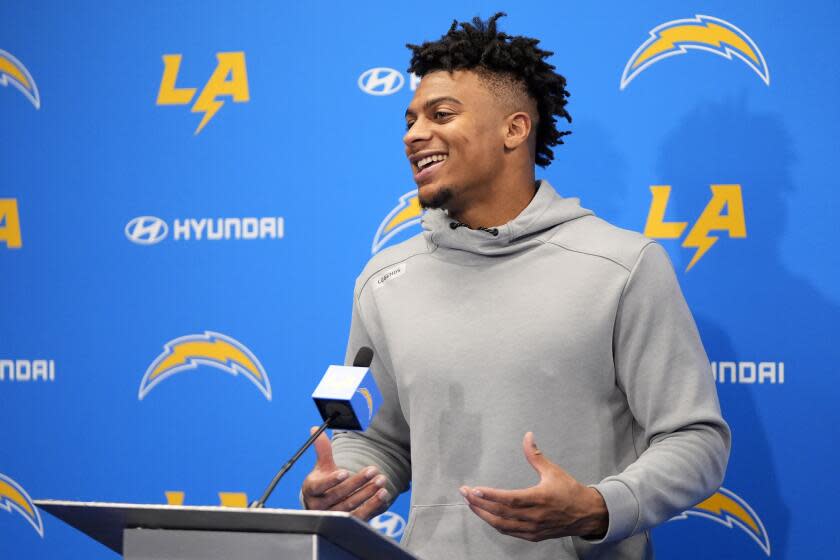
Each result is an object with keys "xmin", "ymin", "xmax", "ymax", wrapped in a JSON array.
[{"xmin": 250, "ymin": 411, "xmax": 339, "ymax": 509}]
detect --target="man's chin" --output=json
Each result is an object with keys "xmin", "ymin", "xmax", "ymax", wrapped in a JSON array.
[{"xmin": 418, "ymin": 184, "xmax": 454, "ymax": 210}]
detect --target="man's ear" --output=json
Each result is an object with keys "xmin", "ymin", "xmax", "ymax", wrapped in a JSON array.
[{"xmin": 504, "ymin": 112, "xmax": 533, "ymax": 150}]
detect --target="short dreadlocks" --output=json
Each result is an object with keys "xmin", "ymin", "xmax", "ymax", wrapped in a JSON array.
[{"xmin": 407, "ymin": 12, "xmax": 571, "ymax": 168}]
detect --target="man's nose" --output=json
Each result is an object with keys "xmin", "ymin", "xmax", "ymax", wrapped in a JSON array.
[{"xmin": 403, "ymin": 117, "xmax": 432, "ymax": 148}]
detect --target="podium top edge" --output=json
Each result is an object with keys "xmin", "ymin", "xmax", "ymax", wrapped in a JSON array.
[
  {"xmin": 34, "ymin": 499, "xmax": 416, "ymax": 559},
  {"xmin": 34, "ymin": 500, "xmax": 353, "ymax": 519}
]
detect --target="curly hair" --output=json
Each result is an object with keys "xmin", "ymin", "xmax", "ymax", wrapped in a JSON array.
[{"xmin": 407, "ymin": 12, "xmax": 571, "ymax": 167}]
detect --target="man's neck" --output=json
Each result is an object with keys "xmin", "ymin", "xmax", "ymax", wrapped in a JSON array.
[{"xmin": 449, "ymin": 172, "xmax": 538, "ymax": 229}]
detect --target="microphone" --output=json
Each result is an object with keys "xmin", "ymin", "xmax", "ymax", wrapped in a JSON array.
[
  {"xmin": 249, "ymin": 347, "xmax": 379, "ymax": 508},
  {"xmin": 353, "ymin": 346, "xmax": 374, "ymax": 368},
  {"xmin": 311, "ymin": 346, "xmax": 380, "ymax": 431}
]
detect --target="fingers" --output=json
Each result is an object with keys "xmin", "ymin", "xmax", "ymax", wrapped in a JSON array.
[
  {"xmin": 304, "ymin": 467, "xmax": 351, "ymax": 497},
  {"xmin": 503, "ymin": 530, "xmax": 547, "ymax": 543},
  {"xmin": 466, "ymin": 503, "xmax": 542, "ymax": 537},
  {"xmin": 466, "ymin": 499, "xmax": 548, "ymax": 541},
  {"xmin": 351, "ymin": 486, "xmax": 391, "ymax": 521},
  {"xmin": 319, "ymin": 467, "xmax": 382, "ymax": 509},
  {"xmin": 464, "ymin": 486, "xmax": 536, "ymax": 508},
  {"xmin": 311, "ymin": 426, "xmax": 336, "ymax": 472},
  {"xmin": 460, "ymin": 486, "xmax": 537, "ymax": 522},
  {"xmin": 331, "ymin": 475, "xmax": 388, "ymax": 513},
  {"xmin": 305, "ymin": 465, "xmax": 384, "ymax": 510},
  {"xmin": 302, "ymin": 430, "xmax": 393, "ymax": 515}
]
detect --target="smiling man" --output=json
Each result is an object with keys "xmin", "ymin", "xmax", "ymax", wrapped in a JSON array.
[{"xmin": 302, "ymin": 13, "xmax": 730, "ymax": 559}]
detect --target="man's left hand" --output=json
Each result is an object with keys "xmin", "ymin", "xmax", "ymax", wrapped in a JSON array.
[{"xmin": 460, "ymin": 432, "xmax": 609, "ymax": 542}]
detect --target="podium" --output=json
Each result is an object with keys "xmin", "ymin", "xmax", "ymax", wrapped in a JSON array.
[{"xmin": 35, "ymin": 500, "xmax": 418, "ymax": 560}]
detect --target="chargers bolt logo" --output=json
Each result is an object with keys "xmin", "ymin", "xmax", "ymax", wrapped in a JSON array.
[
  {"xmin": 621, "ymin": 15, "xmax": 769, "ymax": 89},
  {"xmin": 0, "ymin": 473, "xmax": 44, "ymax": 537},
  {"xmin": 0, "ymin": 50, "xmax": 40, "ymax": 109},
  {"xmin": 139, "ymin": 332, "xmax": 271, "ymax": 400},
  {"xmin": 372, "ymin": 191, "xmax": 422, "ymax": 253},
  {"xmin": 357, "ymin": 387, "xmax": 374, "ymax": 420},
  {"xmin": 125, "ymin": 216, "xmax": 169, "ymax": 245},
  {"xmin": 358, "ymin": 67, "xmax": 405, "ymax": 96},
  {"xmin": 672, "ymin": 487, "xmax": 770, "ymax": 556}
]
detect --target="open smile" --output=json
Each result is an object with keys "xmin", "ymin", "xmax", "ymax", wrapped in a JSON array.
[{"xmin": 412, "ymin": 153, "xmax": 448, "ymax": 182}]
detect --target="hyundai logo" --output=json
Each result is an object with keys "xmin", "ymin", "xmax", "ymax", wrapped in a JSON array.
[
  {"xmin": 369, "ymin": 511, "xmax": 406, "ymax": 539},
  {"xmin": 125, "ymin": 216, "xmax": 168, "ymax": 245},
  {"xmin": 358, "ymin": 67, "xmax": 405, "ymax": 96}
]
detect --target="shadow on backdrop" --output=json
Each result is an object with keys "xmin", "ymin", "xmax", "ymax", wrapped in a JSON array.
[
  {"xmin": 648, "ymin": 96, "xmax": 839, "ymax": 558},
  {"xmin": 550, "ymin": 118, "xmax": 629, "ymax": 226}
]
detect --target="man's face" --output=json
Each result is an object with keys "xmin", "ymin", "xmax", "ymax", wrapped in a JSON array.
[{"xmin": 403, "ymin": 70, "xmax": 507, "ymax": 211}]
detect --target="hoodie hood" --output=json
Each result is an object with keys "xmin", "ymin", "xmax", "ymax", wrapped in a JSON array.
[{"xmin": 421, "ymin": 179, "xmax": 593, "ymax": 257}]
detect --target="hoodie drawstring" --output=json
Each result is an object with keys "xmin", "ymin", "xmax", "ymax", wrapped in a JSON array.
[{"xmin": 449, "ymin": 222, "xmax": 499, "ymax": 236}]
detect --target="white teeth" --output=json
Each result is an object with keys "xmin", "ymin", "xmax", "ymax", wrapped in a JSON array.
[{"xmin": 417, "ymin": 154, "xmax": 448, "ymax": 170}]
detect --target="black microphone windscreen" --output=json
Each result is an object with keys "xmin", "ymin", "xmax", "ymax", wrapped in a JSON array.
[{"xmin": 352, "ymin": 346, "xmax": 374, "ymax": 368}]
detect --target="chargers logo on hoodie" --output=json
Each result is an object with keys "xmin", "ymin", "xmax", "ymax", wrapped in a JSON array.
[
  {"xmin": 0, "ymin": 473, "xmax": 44, "ymax": 537},
  {"xmin": 372, "ymin": 191, "xmax": 422, "ymax": 254},
  {"xmin": 139, "ymin": 332, "xmax": 271, "ymax": 400},
  {"xmin": 672, "ymin": 487, "xmax": 770, "ymax": 556},
  {"xmin": 621, "ymin": 15, "xmax": 769, "ymax": 90}
]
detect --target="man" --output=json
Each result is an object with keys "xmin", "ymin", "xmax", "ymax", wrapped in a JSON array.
[{"xmin": 302, "ymin": 13, "xmax": 730, "ymax": 559}]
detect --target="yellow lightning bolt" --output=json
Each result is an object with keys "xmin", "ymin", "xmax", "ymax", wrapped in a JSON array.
[
  {"xmin": 693, "ymin": 491, "xmax": 761, "ymax": 536},
  {"xmin": 150, "ymin": 339, "xmax": 262, "ymax": 382},
  {"xmin": 634, "ymin": 21, "xmax": 760, "ymax": 70},
  {"xmin": 373, "ymin": 191, "xmax": 424, "ymax": 253},
  {"xmin": 357, "ymin": 387, "xmax": 374, "ymax": 420},
  {"xmin": 0, "ymin": 480, "xmax": 35, "ymax": 518},
  {"xmin": 0, "ymin": 50, "xmax": 40, "ymax": 109},
  {"xmin": 0, "ymin": 55, "xmax": 32, "ymax": 91},
  {"xmin": 677, "ymin": 488, "xmax": 770, "ymax": 555},
  {"xmin": 190, "ymin": 52, "xmax": 249, "ymax": 135},
  {"xmin": 384, "ymin": 195, "xmax": 422, "ymax": 235},
  {"xmin": 681, "ymin": 184, "xmax": 746, "ymax": 272},
  {"xmin": 191, "ymin": 95, "xmax": 224, "ymax": 135},
  {"xmin": 681, "ymin": 225, "xmax": 718, "ymax": 272}
]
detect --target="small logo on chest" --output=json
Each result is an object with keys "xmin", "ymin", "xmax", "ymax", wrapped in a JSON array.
[{"xmin": 374, "ymin": 263, "xmax": 406, "ymax": 289}]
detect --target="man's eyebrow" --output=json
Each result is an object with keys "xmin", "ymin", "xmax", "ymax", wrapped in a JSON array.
[{"xmin": 405, "ymin": 96, "xmax": 463, "ymax": 118}]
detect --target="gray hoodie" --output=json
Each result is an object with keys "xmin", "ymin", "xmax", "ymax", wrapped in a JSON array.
[{"xmin": 332, "ymin": 180, "xmax": 730, "ymax": 559}]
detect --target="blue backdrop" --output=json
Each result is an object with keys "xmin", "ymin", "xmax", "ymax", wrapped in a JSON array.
[{"xmin": 2, "ymin": 1, "xmax": 838, "ymax": 558}]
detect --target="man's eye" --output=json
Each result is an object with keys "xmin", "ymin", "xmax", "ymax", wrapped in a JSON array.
[
  {"xmin": 435, "ymin": 111, "xmax": 452, "ymax": 119},
  {"xmin": 405, "ymin": 121, "xmax": 415, "ymax": 130}
]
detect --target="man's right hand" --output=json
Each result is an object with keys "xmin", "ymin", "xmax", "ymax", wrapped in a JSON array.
[{"xmin": 301, "ymin": 427, "xmax": 391, "ymax": 520}]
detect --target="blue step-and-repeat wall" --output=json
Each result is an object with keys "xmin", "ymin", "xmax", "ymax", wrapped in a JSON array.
[{"xmin": 2, "ymin": 1, "xmax": 838, "ymax": 558}]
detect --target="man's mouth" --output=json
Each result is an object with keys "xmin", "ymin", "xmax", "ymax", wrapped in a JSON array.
[
  {"xmin": 416, "ymin": 153, "xmax": 448, "ymax": 171},
  {"xmin": 414, "ymin": 153, "xmax": 448, "ymax": 181}
]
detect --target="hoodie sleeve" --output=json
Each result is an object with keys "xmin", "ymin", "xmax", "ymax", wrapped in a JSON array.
[
  {"xmin": 328, "ymin": 293, "xmax": 412, "ymax": 504},
  {"xmin": 588, "ymin": 242, "xmax": 731, "ymax": 543}
]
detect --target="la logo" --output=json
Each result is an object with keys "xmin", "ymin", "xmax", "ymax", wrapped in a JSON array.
[
  {"xmin": 165, "ymin": 491, "xmax": 248, "ymax": 508},
  {"xmin": 644, "ymin": 184, "xmax": 746, "ymax": 271},
  {"xmin": 156, "ymin": 52, "xmax": 250, "ymax": 134},
  {"xmin": 0, "ymin": 199, "xmax": 22, "ymax": 249}
]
